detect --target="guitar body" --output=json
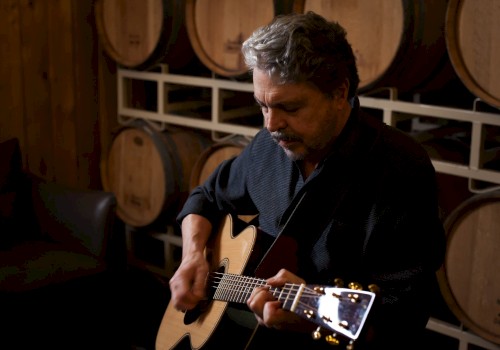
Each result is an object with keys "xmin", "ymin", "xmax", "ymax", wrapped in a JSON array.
[
  {"xmin": 156, "ymin": 214, "xmax": 376, "ymax": 349},
  {"xmin": 155, "ymin": 215, "xmax": 259, "ymax": 350}
]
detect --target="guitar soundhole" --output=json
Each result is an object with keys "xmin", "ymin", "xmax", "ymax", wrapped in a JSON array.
[{"xmin": 183, "ymin": 301, "xmax": 209, "ymax": 325}]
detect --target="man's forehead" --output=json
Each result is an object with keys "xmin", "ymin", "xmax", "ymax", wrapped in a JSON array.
[{"xmin": 253, "ymin": 84, "xmax": 306, "ymax": 105}]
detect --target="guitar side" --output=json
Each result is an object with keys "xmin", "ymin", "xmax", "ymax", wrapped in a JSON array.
[{"xmin": 155, "ymin": 215, "xmax": 258, "ymax": 350}]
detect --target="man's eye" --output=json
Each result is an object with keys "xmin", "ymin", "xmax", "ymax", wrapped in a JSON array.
[{"xmin": 283, "ymin": 107, "xmax": 299, "ymax": 113}]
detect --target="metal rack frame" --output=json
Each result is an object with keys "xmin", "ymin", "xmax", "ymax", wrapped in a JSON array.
[{"xmin": 118, "ymin": 68, "xmax": 500, "ymax": 187}]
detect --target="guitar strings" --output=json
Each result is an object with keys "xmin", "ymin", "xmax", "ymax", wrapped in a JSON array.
[{"xmin": 209, "ymin": 272, "xmax": 326, "ymax": 309}]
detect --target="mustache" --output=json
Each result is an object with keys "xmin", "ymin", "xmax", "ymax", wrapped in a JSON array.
[{"xmin": 271, "ymin": 131, "xmax": 301, "ymax": 144}]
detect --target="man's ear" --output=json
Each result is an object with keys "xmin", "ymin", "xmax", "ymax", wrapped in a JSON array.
[
  {"xmin": 333, "ymin": 79, "xmax": 350, "ymax": 109},
  {"xmin": 335, "ymin": 79, "xmax": 350, "ymax": 100}
]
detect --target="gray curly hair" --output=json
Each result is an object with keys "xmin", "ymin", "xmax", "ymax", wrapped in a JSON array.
[{"xmin": 242, "ymin": 11, "xmax": 359, "ymax": 99}]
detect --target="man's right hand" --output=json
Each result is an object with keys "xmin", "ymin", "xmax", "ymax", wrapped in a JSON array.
[
  {"xmin": 168, "ymin": 213, "xmax": 213, "ymax": 311},
  {"xmin": 169, "ymin": 250, "xmax": 209, "ymax": 311}
]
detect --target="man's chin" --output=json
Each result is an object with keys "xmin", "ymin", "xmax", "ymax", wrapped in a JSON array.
[{"xmin": 282, "ymin": 147, "xmax": 304, "ymax": 161}]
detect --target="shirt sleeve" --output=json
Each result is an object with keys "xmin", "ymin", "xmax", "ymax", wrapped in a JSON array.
[{"xmin": 176, "ymin": 133, "xmax": 261, "ymax": 226}]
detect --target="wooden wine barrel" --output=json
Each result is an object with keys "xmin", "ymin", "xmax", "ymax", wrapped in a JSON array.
[
  {"xmin": 102, "ymin": 120, "xmax": 211, "ymax": 228},
  {"xmin": 445, "ymin": 0, "xmax": 500, "ymax": 109},
  {"xmin": 94, "ymin": 0, "xmax": 195, "ymax": 71},
  {"xmin": 293, "ymin": 0, "xmax": 454, "ymax": 95},
  {"xmin": 189, "ymin": 141, "xmax": 246, "ymax": 190},
  {"xmin": 189, "ymin": 140, "xmax": 259, "ymax": 223},
  {"xmin": 184, "ymin": 0, "xmax": 277, "ymax": 77},
  {"xmin": 436, "ymin": 191, "xmax": 500, "ymax": 345}
]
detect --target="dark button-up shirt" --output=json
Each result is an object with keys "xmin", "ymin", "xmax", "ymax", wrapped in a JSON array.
[{"xmin": 177, "ymin": 97, "xmax": 446, "ymax": 349}]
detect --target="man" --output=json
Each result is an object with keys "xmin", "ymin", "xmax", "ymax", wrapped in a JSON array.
[{"xmin": 168, "ymin": 11, "xmax": 445, "ymax": 349}]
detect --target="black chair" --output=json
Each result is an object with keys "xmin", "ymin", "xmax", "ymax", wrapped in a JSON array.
[{"xmin": 0, "ymin": 137, "xmax": 128, "ymax": 349}]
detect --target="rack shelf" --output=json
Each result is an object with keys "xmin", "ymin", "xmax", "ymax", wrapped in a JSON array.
[{"xmin": 117, "ymin": 67, "xmax": 500, "ymax": 188}]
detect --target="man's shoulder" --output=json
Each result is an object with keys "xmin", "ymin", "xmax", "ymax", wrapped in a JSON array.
[{"xmin": 359, "ymin": 110, "xmax": 427, "ymax": 154}]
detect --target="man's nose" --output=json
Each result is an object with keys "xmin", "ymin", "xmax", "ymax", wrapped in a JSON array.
[{"xmin": 264, "ymin": 109, "xmax": 286, "ymax": 132}]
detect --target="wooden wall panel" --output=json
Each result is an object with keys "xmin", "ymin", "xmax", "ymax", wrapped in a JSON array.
[{"xmin": 0, "ymin": 0, "xmax": 117, "ymax": 190}]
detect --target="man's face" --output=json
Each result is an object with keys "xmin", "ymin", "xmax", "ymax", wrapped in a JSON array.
[{"xmin": 253, "ymin": 68, "xmax": 350, "ymax": 162}]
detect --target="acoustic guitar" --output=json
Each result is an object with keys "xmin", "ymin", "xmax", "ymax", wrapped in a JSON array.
[{"xmin": 156, "ymin": 214, "xmax": 376, "ymax": 349}]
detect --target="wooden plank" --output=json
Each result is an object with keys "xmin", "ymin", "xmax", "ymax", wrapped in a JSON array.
[
  {"xmin": 72, "ymin": 0, "xmax": 100, "ymax": 189},
  {"xmin": 19, "ymin": 0, "xmax": 54, "ymax": 180},
  {"xmin": 0, "ymin": 0, "xmax": 25, "ymax": 157},
  {"xmin": 47, "ymin": 0, "xmax": 78, "ymax": 186},
  {"xmin": 97, "ymin": 39, "xmax": 119, "ymax": 191}
]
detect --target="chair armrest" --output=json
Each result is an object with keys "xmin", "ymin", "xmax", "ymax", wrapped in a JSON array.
[{"xmin": 31, "ymin": 175, "xmax": 117, "ymax": 257}]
